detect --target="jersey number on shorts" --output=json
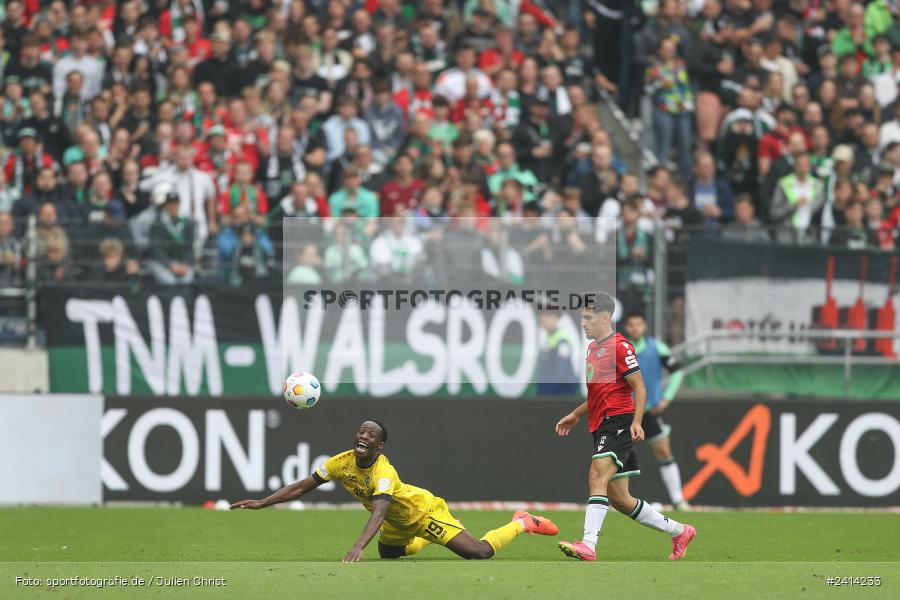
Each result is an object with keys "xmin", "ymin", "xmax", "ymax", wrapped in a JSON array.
[{"xmin": 426, "ymin": 522, "xmax": 445, "ymax": 538}]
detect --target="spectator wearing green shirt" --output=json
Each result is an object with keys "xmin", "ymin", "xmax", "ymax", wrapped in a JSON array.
[
  {"xmin": 427, "ymin": 96, "xmax": 459, "ymax": 151},
  {"xmin": 863, "ymin": 34, "xmax": 892, "ymax": 77},
  {"xmin": 285, "ymin": 243, "xmax": 323, "ymax": 285},
  {"xmin": 830, "ymin": 200, "xmax": 877, "ymax": 249},
  {"xmin": 865, "ymin": 0, "xmax": 895, "ymax": 40},
  {"xmin": 832, "ymin": 3, "xmax": 874, "ymax": 59},
  {"xmin": 328, "ymin": 167, "xmax": 380, "ymax": 218},
  {"xmin": 487, "ymin": 142, "xmax": 539, "ymax": 202},
  {"xmin": 62, "ymin": 126, "xmax": 107, "ymax": 169},
  {"xmin": 323, "ymin": 220, "xmax": 369, "ymax": 283},
  {"xmin": 645, "ymin": 36, "xmax": 695, "ymax": 176}
]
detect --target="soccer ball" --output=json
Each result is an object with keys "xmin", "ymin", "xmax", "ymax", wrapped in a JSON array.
[{"xmin": 283, "ymin": 372, "xmax": 321, "ymax": 409}]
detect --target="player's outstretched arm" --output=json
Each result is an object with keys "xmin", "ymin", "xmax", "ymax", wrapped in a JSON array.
[
  {"xmin": 556, "ymin": 401, "xmax": 588, "ymax": 436},
  {"xmin": 230, "ymin": 475, "xmax": 322, "ymax": 510},
  {"xmin": 343, "ymin": 498, "xmax": 391, "ymax": 563},
  {"xmin": 626, "ymin": 372, "xmax": 647, "ymax": 442}
]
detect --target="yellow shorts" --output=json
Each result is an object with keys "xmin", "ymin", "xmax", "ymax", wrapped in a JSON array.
[{"xmin": 378, "ymin": 497, "xmax": 465, "ymax": 547}]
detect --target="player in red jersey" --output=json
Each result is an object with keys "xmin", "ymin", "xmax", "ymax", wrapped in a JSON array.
[{"xmin": 555, "ymin": 292, "xmax": 697, "ymax": 562}]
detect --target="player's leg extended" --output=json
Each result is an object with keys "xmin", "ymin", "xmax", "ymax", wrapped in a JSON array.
[
  {"xmin": 445, "ymin": 530, "xmax": 495, "ymax": 560},
  {"xmin": 442, "ymin": 509, "xmax": 558, "ymax": 559},
  {"xmin": 607, "ymin": 476, "xmax": 697, "ymax": 559},
  {"xmin": 416, "ymin": 498, "xmax": 494, "ymax": 560},
  {"xmin": 475, "ymin": 509, "xmax": 558, "ymax": 557},
  {"xmin": 444, "ymin": 515, "xmax": 539, "ymax": 559},
  {"xmin": 648, "ymin": 426, "xmax": 687, "ymax": 507},
  {"xmin": 558, "ymin": 455, "xmax": 618, "ymax": 561}
]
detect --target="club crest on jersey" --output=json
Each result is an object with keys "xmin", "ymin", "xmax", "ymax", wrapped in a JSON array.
[{"xmin": 597, "ymin": 347, "xmax": 606, "ymax": 358}]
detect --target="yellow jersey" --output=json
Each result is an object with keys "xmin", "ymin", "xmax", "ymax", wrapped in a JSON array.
[{"xmin": 315, "ymin": 451, "xmax": 436, "ymax": 526}]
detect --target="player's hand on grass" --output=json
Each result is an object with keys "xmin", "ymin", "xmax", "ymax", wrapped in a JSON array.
[
  {"xmin": 229, "ymin": 499, "xmax": 265, "ymax": 510},
  {"xmin": 342, "ymin": 547, "xmax": 364, "ymax": 562},
  {"xmin": 556, "ymin": 412, "xmax": 580, "ymax": 437},
  {"xmin": 630, "ymin": 423, "xmax": 645, "ymax": 442}
]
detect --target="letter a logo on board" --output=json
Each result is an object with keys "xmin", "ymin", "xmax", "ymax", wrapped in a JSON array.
[{"xmin": 682, "ymin": 404, "xmax": 771, "ymax": 501}]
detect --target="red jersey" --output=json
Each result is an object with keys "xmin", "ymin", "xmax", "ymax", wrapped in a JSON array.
[
  {"xmin": 757, "ymin": 126, "xmax": 809, "ymax": 163},
  {"xmin": 379, "ymin": 179, "xmax": 424, "ymax": 216},
  {"xmin": 393, "ymin": 88, "xmax": 434, "ymax": 122},
  {"xmin": 585, "ymin": 333, "xmax": 640, "ymax": 432}
]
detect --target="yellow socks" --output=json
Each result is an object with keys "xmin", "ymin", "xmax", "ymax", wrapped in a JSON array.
[
  {"xmin": 480, "ymin": 520, "xmax": 525, "ymax": 554},
  {"xmin": 404, "ymin": 537, "xmax": 432, "ymax": 556}
]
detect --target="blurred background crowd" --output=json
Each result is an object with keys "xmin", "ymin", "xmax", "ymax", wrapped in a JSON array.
[{"xmin": 0, "ymin": 0, "xmax": 899, "ymax": 302}]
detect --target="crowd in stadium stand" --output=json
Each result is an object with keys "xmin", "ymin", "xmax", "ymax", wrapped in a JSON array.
[{"xmin": 1, "ymin": 0, "xmax": 900, "ymax": 293}]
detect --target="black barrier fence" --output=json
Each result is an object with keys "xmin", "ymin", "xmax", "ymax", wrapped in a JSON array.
[{"xmin": 102, "ymin": 396, "xmax": 900, "ymax": 507}]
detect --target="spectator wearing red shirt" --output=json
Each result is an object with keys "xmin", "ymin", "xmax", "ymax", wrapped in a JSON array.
[
  {"xmin": 195, "ymin": 125, "xmax": 239, "ymax": 194},
  {"xmin": 472, "ymin": 129, "xmax": 499, "ymax": 177},
  {"xmin": 478, "ymin": 27, "xmax": 525, "ymax": 77},
  {"xmin": 450, "ymin": 77, "xmax": 495, "ymax": 125},
  {"xmin": 757, "ymin": 102, "xmax": 808, "ymax": 176},
  {"xmin": 187, "ymin": 81, "xmax": 227, "ymax": 140},
  {"xmin": 5, "ymin": 128, "xmax": 55, "ymax": 195},
  {"xmin": 168, "ymin": 121, "xmax": 208, "ymax": 165},
  {"xmin": 879, "ymin": 219, "xmax": 899, "ymax": 250},
  {"xmin": 33, "ymin": 12, "xmax": 68, "ymax": 63},
  {"xmin": 158, "ymin": 0, "xmax": 203, "ymax": 44},
  {"xmin": 182, "ymin": 18, "xmax": 210, "ymax": 70},
  {"xmin": 379, "ymin": 154, "xmax": 423, "ymax": 216},
  {"xmin": 449, "ymin": 176, "xmax": 492, "ymax": 220},
  {"xmin": 223, "ymin": 98, "xmax": 268, "ymax": 172},
  {"xmin": 219, "ymin": 160, "xmax": 269, "ymax": 226},
  {"xmin": 394, "ymin": 62, "xmax": 435, "ymax": 122}
]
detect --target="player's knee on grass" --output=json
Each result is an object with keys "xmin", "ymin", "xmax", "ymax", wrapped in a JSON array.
[
  {"xmin": 464, "ymin": 542, "xmax": 494, "ymax": 560},
  {"xmin": 378, "ymin": 542, "xmax": 405, "ymax": 559},
  {"xmin": 447, "ymin": 534, "xmax": 495, "ymax": 560}
]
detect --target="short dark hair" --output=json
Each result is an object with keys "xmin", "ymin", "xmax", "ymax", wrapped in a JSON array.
[
  {"xmin": 761, "ymin": 32, "xmax": 779, "ymax": 47},
  {"xmin": 624, "ymin": 311, "xmax": 646, "ymax": 323},
  {"xmin": 584, "ymin": 291, "xmax": 616, "ymax": 314},
  {"xmin": 368, "ymin": 419, "xmax": 388, "ymax": 443},
  {"xmin": 646, "ymin": 165, "xmax": 669, "ymax": 179},
  {"xmin": 523, "ymin": 200, "xmax": 541, "ymax": 214},
  {"xmin": 373, "ymin": 79, "xmax": 391, "ymax": 94},
  {"xmin": 734, "ymin": 192, "xmax": 755, "ymax": 206}
]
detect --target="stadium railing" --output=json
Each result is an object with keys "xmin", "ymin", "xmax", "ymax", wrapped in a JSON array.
[
  {"xmin": 647, "ymin": 222, "xmax": 891, "ymax": 343},
  {"xmin": 5, "ymin": 215, "xmax": 888, "ymax": 349},
  {"xmin": 671, "ymin": 328, "xmax": 900, "ymax": 400}
]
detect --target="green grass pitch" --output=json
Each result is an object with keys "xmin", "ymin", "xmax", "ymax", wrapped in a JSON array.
[{"xmin": 1, "ymin": 507, "xmax": 899, "ymax": 598}]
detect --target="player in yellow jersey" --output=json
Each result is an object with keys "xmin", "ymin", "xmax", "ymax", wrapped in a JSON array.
[{"xmin": 230, "ymin": 420, "xmax": 558, "ymax": 561}]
